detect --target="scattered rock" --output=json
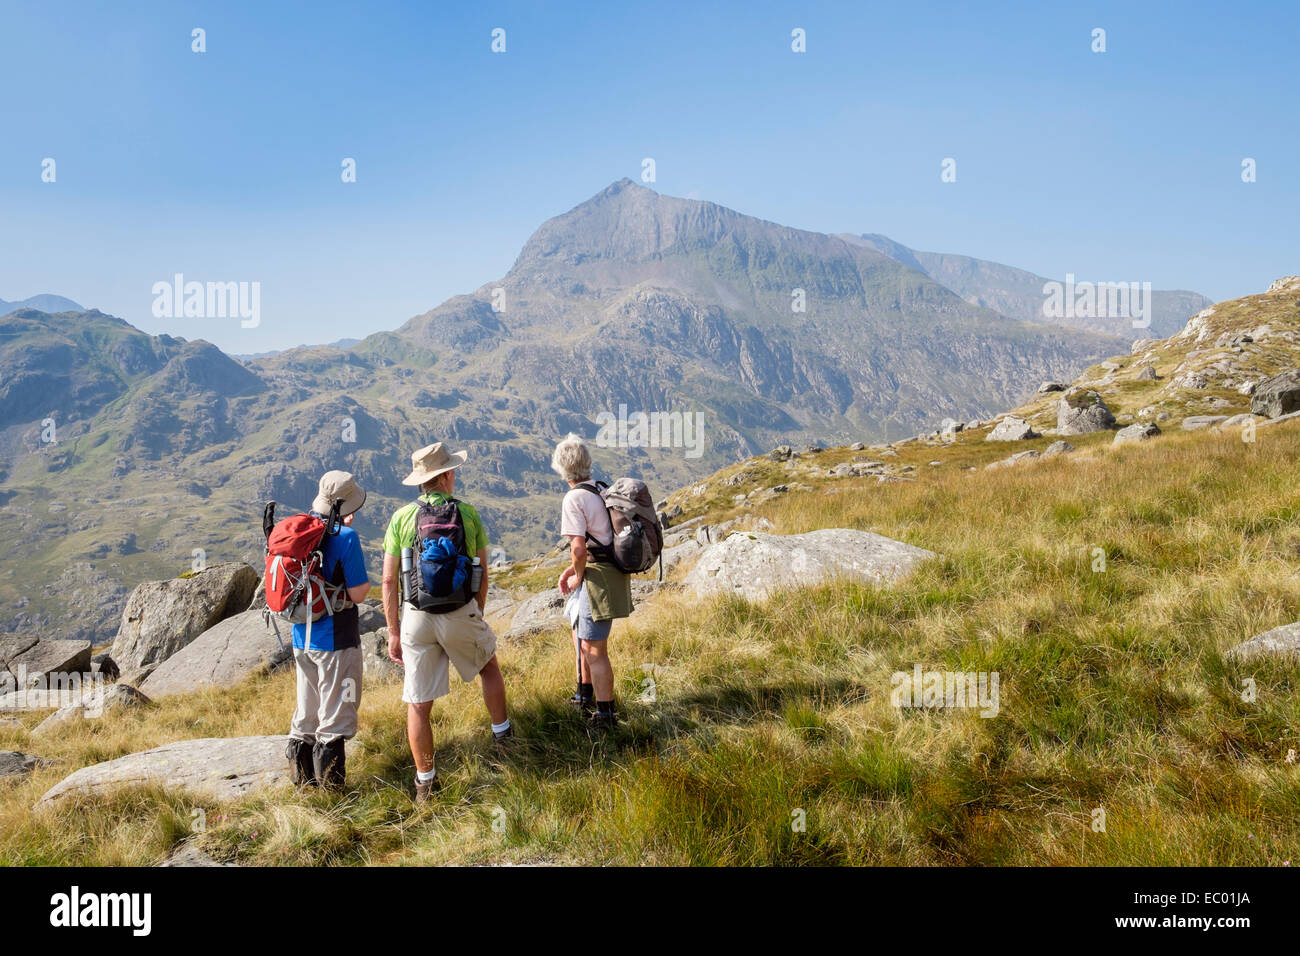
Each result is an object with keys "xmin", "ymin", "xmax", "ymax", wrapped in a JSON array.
[
  {"xmin": 1182, "ymin": 415, "xmax": 1230, "ymax": 431},
  {"xmin": 1225, "ymin": 622, "xmax": 1300, "ymax": 663},
  {"xmin": 1135, "ymin": 365, "xmax": 1158, "ymax": 381},
  {"xmin": 986, "ymin": 416, "xmax": 1037, "ymax": 441},
  {"xmin": 1250, "ymin": 369, "xmax": 1300, "ymax": 419},
  {"xmin": 36, "ymin": 735, "xmax": 355, "ymax": 806},
  {"xmin": 1044, "ymin": 441, "xmax": 1075, "ymax": 456},
  {"xmin": 161, "ymin": 843, "xmax": 237, "ymax": 867},
  {"xmin": 1220, "ymin": 413, "xmax": 1264, "ymax": 428},
  {"xmin": 985, "ymin": 450, "xmax": 1041, "ymax": 470},
  {"xmin": 1114, "ymin": 423, "xmax": 1161, "ymax": 445},
  {"xmin": 30, "ymin": 684, "xmax": 150, "ymax": 738},
  {"xmin": 849, "ymin": 442, "xmax": 866, "ymax": 451},
  {"xmin": 685, "ymin": 529, "xmax": 935, "ymax": 603},
  {"xmin": 138, "ymin": 610, "xmax": 294, "ymax": 697},
  {"xmin": 359, "ymin": 628, "xmax": 402, "ymax": 683},
  {"xmin": 112, "ymin": 563, "xmax": 260, "ymax": 678},
  {"xmin": 91, "ymin": 653, "xmax": 120, "ymax": 682},
  {"xmin": 1057, "ymin": 389, "xmax": 1116, "ymax": 435},
  {"xmin": 1037, "ymin": 381, "xmax": 1067, "ymax": 393},
  {"xmin": 0, "ymin": 750, "xmax": 52, "ymax": 780}
]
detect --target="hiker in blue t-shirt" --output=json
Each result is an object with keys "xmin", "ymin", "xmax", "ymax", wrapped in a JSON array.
[{"xmin": 287, "ymin": 471, "xmax": 371, "ymax": 792}]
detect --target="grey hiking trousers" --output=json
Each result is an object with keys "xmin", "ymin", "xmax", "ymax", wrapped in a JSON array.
[{"xmin": 290, "ymin": 646, "xmax": 363, "ymax": 745}]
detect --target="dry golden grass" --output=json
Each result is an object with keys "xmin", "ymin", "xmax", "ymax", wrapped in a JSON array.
[{"xmin": 3, "ymin": 419, "xmax": 1299, "ymax": 865}]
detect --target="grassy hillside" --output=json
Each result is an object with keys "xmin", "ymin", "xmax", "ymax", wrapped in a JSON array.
[{"xmin": 4, "ymin": 416, "xmax": 1298, "ymax": 866}]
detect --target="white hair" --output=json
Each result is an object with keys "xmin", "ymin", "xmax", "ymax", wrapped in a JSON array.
[{"xmin": 550, "ymin": 433, "xmax": 592, "ymax": 483}]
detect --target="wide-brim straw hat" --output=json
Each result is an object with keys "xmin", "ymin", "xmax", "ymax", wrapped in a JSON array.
[
  {"xmin": 401, "ymin": 441, "xmax": 469, "ymax": 486},
  {"xmin": 312, "ymin": 470, "xmax": 367, "ymax": 517}
]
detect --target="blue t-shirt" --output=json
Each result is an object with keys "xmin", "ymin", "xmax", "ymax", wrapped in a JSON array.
[{"xmin": 292, "ymin": 523, "xmax": 369, "ymax": 652}]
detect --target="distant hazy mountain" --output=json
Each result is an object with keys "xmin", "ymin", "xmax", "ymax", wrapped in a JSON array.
[
  {"xmin": 1, "ymin": 180, "xmax": 1133, "ymax": 642},
  {"xmin": 846, "ymin": 235, "xmax": 1212, "ymax": 338},
  {"xmin": 0, "ymin": 293, "xmax": 83, "ymax": 315}
]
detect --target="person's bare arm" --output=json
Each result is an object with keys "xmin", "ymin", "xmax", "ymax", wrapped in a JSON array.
[
  {"xmin": 347, "ymin": 582, "xmax": 370, "ymax": 604},
  {"xmin": 559, "ymin": 536, "xmax": 587, "ymax": 595},
  {"xmin": 477, "ymin": 548, "xmax": 489, "ymax": 612},
  {"xmin": 382, "ymin": 552, "xmax": 402, "ymax": 662}
]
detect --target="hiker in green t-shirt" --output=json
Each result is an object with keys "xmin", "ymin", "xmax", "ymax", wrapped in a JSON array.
[{"xmin": 380, "ymin": 442, "xmax": 512, "ymax": 804}]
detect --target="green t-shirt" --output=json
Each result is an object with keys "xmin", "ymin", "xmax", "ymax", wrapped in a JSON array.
[{"xmin": 383, "ymin": 493, "xmax": 489, "ymax": 557}]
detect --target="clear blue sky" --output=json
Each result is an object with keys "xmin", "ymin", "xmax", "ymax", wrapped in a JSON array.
[{"xmin": 1, "ymin": 0, "xmax": 1296, "ymax": 352}]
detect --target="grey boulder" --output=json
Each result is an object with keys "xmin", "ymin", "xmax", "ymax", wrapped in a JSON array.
[
  {"xmin": 1225, "ymin": 622, "xmax": 1300, "ymax": 663},
  {"xmin": 1, "ymin": 751, "xmax": 53, "ymax": 780},
  {"xmin": 1114, "ymin": 423, "xmax": 1161, "ymax": 445},
  {"xmin": 360, "ymin": 628, "xmax": 402, "ymax": 683},
  {"xmin": 112, "ymin": 562, "xmax": 260, "ymax": 678},
  {"xmin": 685, "ymin": 529, "xmax": 934, "ymax": 602},
  {"xmin": 985, "ymin": 450, "xmax": 1041, "ymax": 470},
  {"xmin": 1044, "ymin": 441, "xmax": 1076, "ymax": 456},
  {"xmin": 36, "ymin": 735, "xmax": 355, "ymax": 806},
  {"xmin": 985, "ymin": 417, "xmax": 1037, "ymax": 441},
  {"xmin": 1250, "ymin": 369, "xmax": 1300, "ymax": 419},
  {"xmin": 2, "ymin": 639, "xmax": 91, "ymax": 688},
  {"xmin": 503, "ymin": 590, "xmax": 566, "ymax": 641},
  {"xmin": 139, "ymin": 610, "xmax": 293, "ymax": 698},
  {"xmin": 1057, "ymin": 389, "xmax": 1116, "ymax": 435},
  {"xmin": 30, "ymin": 684, "xmax": 150, "ymax": 738},
  {"xmin": 1182, "ymin": 415, "xmax": 1230, "ymax": 431}
]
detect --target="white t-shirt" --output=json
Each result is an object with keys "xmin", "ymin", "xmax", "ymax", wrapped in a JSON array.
[{"xmin": 561, "ymin": 485, "xmax": 613, "ymax": 547}]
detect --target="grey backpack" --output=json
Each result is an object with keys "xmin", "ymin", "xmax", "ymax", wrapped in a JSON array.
[{"xmin": 578, "ymin": 477, "xmax": 663, "ymax": 575}]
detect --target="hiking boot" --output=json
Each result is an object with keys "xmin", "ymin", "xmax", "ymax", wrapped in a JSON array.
[
  {"xmin": 287, "ymin": 737, "xmax": 317, "ymax": 787},
  {"xmin": 313, "ymin": 738, "xmax": 346, "ymax": 793},
  {"xmin": 414, "ymin": 775, "xmax": 441, "ymax": 805},
  {"xmin": 493, "ymin": 723, "xmax": 515, "ymax": 748},
  {"xmin": 590, "ymin": 709, "xmax": 619, "ymax": 731}
]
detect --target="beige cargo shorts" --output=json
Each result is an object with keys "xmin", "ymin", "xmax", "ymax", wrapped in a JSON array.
[{"xmin": 399, "ymin": 601, "xmax": 497, "ymax": 704}]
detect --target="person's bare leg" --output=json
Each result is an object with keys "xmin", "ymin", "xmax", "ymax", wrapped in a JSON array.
[
  {"xmin": 582, "ymin": 640, "xmax": 614, "ymax": 702},
  {"xmin": 573, "ymin": 627, "xmax": 591, "ymax": 683},
  {"xmin": 407, "ymin": 701, "xmax": 435, "ymax": 775},
  {"xmin": 479, "ymin": 654, "xmax": 508, "ymax": 725}
]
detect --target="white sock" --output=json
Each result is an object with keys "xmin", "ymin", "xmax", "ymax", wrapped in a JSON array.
[
  {"xmin": 416, "ymin": 766, "xmax": 437, "ymax": 782},
  {"xmin": 492, "ymin": 719, "xmax": 511, "ymax": 735}
]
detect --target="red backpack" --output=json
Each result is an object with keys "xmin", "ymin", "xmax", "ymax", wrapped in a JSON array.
[{"xmin": 261, "ymin": 501, "xmax": 349, "ymax": 647}]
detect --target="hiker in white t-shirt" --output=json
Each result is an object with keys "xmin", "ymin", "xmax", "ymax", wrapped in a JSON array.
[{"xmin": 551, "ymin": 434, "xmax": 632, "ymax": 728}]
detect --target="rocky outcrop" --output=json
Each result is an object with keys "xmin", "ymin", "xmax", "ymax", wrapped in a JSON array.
[
  {"xmin": 1225, "ymin": 622, "xmax": 1300, "ymax": 663},
  {"xmin": 685, "ymin": 529, "xmax": 934, "ymax": 602},
  {"xmin": 1057, "ymin": 389, "xmax": 1115, "ymax": 435},
  {"xmin": 36, "ymin": 735, "xmax": 355, "ymax": 806},
  {"xmin": 112, "ymin": 563, "xmax": 259, "ymax": 680},
  {"xmin": 1250, "ymin": 369, "xmax": 1300, "ymax": 419},
  {"xmin": 138, "ymin": 610, "xmax": 293, "ymax": 697}
]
